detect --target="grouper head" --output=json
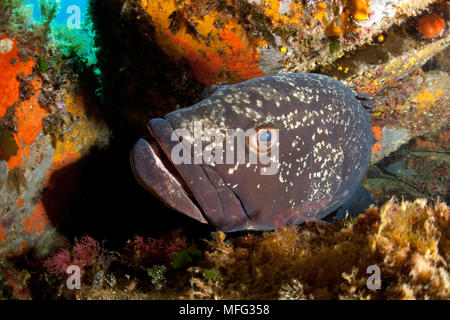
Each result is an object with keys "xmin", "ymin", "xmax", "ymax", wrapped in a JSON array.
[{"xmin": 131, "ymin": 73, "xmax": 374, "ymax": 232}]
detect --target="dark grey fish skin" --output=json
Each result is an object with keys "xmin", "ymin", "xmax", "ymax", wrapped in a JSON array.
[{"xmin": 130, "ymin": 73, "xmax": 374, "ymax": 232}]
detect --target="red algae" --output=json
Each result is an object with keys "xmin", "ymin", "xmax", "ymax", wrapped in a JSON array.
[{"xmin": 0, "ymin": 217, "xmax": 6, "ymax": 241}]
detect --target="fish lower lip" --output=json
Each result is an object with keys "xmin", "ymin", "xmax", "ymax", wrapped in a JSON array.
[
  {"xmin": 146, "ymin": 136, "xmax": 193, "ymax": 197},
  {"xmin": 130, "ymin": 136, "xmax": 207, "ymax": 224}
]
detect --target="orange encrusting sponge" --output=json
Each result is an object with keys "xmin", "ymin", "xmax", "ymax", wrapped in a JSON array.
[{"xmin": 418, "ymin": 13, "xmax": 445, "ymax": 39}]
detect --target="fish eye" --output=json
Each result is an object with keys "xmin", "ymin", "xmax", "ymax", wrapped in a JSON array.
[{"xmin": 249, "ymin": 126, "xmax": 278, "ymax": 153}]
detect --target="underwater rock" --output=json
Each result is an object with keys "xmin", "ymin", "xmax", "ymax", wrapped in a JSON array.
[
  {"xmin": 364, "ymin": 126, "xmax": 449, "ymax": 205},
  {"xmin": 0, "ymin": 35, "xmax": 109, "ymax": 258},
  {"xmin": 371, "ymin": 127, "xmax": 411, "ymax": 163}
]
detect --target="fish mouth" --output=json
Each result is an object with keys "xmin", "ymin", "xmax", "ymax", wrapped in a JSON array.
[
  {"xmin": 130, "ymin": 118, "xmax": 249, "ymax": 232},
  {"xmin": 130, "ymin": 136, "xmax": 207, "ymax": 224}
]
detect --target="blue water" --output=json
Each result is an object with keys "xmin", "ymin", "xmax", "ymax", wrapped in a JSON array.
[
  {"xmin": 24, "ymin": 0, "xmax": 89, "ymax": 25},
  {"xmin": 22, "ymin": 0, "xmax": 98, "ymax": 67}
]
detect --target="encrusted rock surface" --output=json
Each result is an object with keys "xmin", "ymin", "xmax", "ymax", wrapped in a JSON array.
[{"xmin": 0, "ymin": 35, "xmax": 109, "ymax": 258}]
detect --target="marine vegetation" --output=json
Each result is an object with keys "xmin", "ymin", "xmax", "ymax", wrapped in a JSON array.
[
  {"xmin": 39, "ymin": 0, "xmax": 60, "ymax": 31},
  {"xmin": 1, "ymin": 0, "xmax": 97, "ymax": 68},
  {"xmin": 201, "ymin": 198, "xmax": 449, "ymax": 299},
  {"xmin": 1, "ymin": 198, "xmax": 448, "ymax": 300}
]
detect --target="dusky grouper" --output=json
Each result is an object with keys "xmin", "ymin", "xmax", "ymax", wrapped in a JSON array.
[{"xmin": 130, "ymin": 73, "xmax": 376, "ymax": 232}]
